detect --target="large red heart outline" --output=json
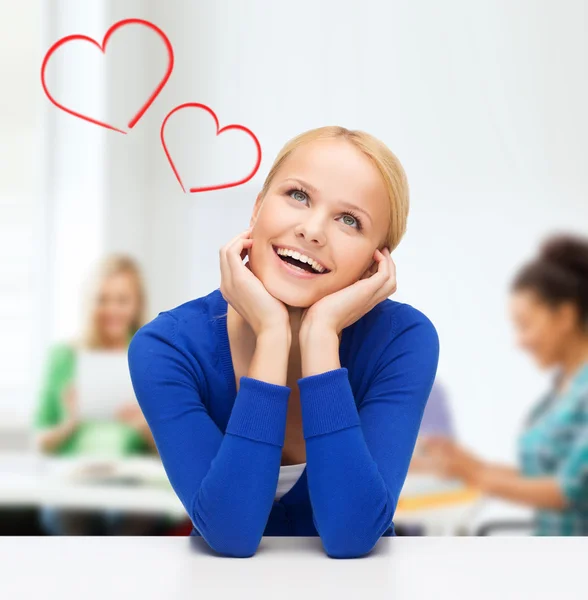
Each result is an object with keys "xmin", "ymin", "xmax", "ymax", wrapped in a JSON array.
[
  {"xmin": 41, "ymin": 18, "xmax": 174, "ymax": 134},
  {"xmin": 160, "ymin": 103, "xmax": 262, "ymax": 193}
]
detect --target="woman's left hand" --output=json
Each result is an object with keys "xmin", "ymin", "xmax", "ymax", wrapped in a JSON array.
[
  {"xmin": 418, "ymin": 436, "xmax": 484, "ymax": 486},
  {"xmin": 300, "ymin": 247, "xmax": 397, "ymax": 338},
  {"xmin": 115, "ymin": 401, "xmax": 146, "ymax": 430}
]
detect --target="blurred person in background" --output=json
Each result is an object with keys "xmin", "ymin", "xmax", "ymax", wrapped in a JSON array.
[
  {"xmin": 410, "ymin": 380, "xmax": 455, "ymax": 473},
  {"xmin": 33, "ymin": 254, "xmax": 168, "ymax": 535},
  {"xmin": 420, "ymin": 234, "xmax": 588, "ymax": 535},
  {"xmin": 393, "ymin": 380, "xmax": 456, "ymax": 536}
]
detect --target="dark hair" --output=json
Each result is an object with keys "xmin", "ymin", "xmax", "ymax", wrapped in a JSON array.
[{"xmin": 511, "ymin": 233, "xmax": 588, "ymax": 330}]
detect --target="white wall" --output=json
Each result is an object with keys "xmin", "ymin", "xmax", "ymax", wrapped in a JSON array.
[
  {"xmin": 134, "ymin": 0, "xmax": 588, "ymax": 465},
  {"xmin": 15, "ymin": 0, "xmax": 588, "ymax": 471}
]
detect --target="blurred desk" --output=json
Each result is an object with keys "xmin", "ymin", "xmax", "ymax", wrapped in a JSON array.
[
  {"xmin": 0, "ymin": 451, "xmax": 186, "ymax": 518},
  {"xmin": 0, "ymin": 452, "xmax": 482, "ymax": 535},
  {"xmin": 0, "ymin": 537, "xmax": 585, "ymax": 600},
  {"xmin": 395, "ymin": 474, "xmax": 484, "ymax": 535}
]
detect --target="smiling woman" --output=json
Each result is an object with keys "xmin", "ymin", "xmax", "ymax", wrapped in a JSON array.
[{"xmin": 128, "ymin": 125, "xmax": 439, "ymax": 557}]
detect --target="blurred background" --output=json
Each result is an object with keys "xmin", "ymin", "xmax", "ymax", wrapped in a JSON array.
[{"xmin": 1, "ymin": 0, "xmax": 587, "ymax": 536}]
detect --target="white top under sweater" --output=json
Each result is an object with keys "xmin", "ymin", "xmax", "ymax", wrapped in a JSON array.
[{"xmin": 275, "ymin": 463, "xmax": 306, "ymax": 500}]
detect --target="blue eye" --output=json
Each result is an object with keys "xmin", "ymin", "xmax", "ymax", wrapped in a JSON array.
[
  {"xmin": 285, "ymin": 186, "xmax": 363, "ymax": 231},
  {"xmin": 289, "ymin": 189, "xmax": 308, "ymax": 203},
  {"xmin": 341, "ymin": 214, "xmax": 357, "ymax": 228}
]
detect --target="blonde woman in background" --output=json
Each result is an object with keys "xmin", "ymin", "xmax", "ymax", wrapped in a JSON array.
[{"xmin": 34, "ymin": 254, "xmax": 168, "ymax": 535}]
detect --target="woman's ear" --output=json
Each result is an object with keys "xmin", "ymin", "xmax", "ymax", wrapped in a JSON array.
[{"xmin": 250, "ymin": 192, "xmax": 264, "ymax": 228}]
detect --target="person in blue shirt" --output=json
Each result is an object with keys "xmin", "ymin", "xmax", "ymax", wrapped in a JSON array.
[
  {"xmin": 128, "ymin": 125, "xmax": 440, "ymax": 557},
  {"xmin": 420, "ymin": 234, "xmax": 588, "ymax": 535},
  {"xmin": 415, "ymin": 380, "xmax": 456, "ymax": 441}
]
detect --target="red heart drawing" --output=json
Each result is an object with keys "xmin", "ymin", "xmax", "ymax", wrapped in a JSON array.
[
  {"xmin": 160, "ymin": 103, "xmax": 262, "ymax": 193},
  {"xmin": 41, "ymin": 18, "xmax": 174, "ymax": 134}
]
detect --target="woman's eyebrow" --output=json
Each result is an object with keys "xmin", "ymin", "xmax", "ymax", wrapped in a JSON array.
[
  {"xmin": 281, "ymin": 177, "xmax": 373, "ymax": 225},
  {"xmin": 282, "ymin": 177, "xmax": 319, "ymax": 193}
]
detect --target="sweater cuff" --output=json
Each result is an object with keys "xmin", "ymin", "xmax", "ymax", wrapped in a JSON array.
[
  {"xmin": 297, "ymin": 368, "xmax": 360, "ymax": 439},
  {"xmin": 225, "ymin": 376, "xmax": 290, "ymax": 447}
]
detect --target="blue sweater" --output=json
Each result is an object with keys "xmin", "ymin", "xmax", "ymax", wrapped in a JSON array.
[{"xmin": 128, "ymin": 288, "xmax": 439, "ymax": 557}]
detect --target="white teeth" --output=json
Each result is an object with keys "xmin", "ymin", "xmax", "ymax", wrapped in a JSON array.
[{"xmin": 276, "ymin": 247, "xmax": 327, "ymax": 273}]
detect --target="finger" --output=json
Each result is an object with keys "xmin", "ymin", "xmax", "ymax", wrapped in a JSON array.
[
  {"xmin": 227, "ymin": 237, "xmax": 254, "ymax": 280},
  {"xmin": 374, "ymin": 248, "xmax": 396, "ymax": 298},
  {"xmin": 240, "ymin": 241, "xmax": 253, "ymax": 262},
  {"xmin": 220, "ymin": 228, "xmax": 253, "ymax": 261},
  {"xmin": 385, "ymin": 249, "xmax": 397, "ymax": 294},
  {"xmin": 230, "ymin": 237, "xmax": 253, "ymax": 265},
  {"xmin": 220, "ymin": 229, "xmax": 252, "ymax": 284},
  {"xmin": 363, "ymin": 249, "xmax": 390, "ymax": 297},
  {"xmin": 376, "ymin": 248, "xmax": 390, "ymax": 278},
  {"xmin": 359, "ymin": 246, "xmax": 388, "ymax": 282},
  {"xmin": 228, "ymin": 230, "xmax": 253, "ymax": 258}
]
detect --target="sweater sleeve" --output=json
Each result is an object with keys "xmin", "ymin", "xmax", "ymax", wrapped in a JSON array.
[
  {"xmin": 33, "ymin": 343, "xmax": 76, "ymax": 430},
  {"xmin": 127, "ymin": 312, "xmax": 290, "ymax": 557},
  {"xmin": 297, "ymin": 305, "xmax": 440, "ymax": 558}
]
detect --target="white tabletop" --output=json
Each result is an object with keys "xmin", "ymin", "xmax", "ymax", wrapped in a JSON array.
[{"xmin": 0, "ymin": 537, "xmax": 585, "ymax": 599}]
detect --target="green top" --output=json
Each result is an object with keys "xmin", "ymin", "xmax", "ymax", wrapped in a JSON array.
[{"xmin": 33, "ymin": 342, "xmax": 152, "ymax": 457}]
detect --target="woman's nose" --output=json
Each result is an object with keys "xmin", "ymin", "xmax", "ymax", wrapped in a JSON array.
[{"xmin": 294, "ymin": 217, "xmax": 327, "ymax": 246}]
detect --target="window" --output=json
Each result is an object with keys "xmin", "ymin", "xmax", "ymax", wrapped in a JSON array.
[{"xmin": 0, "ymin": 4, "xmax": 46, "ymax": 428}]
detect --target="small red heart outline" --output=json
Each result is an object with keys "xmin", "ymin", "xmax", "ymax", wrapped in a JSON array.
[
  {"xmin": 160, "ymin": 102, "xmax": 262, "ymax": 193},
  {"xmin": 40, "ymin": 18, "xmax": 174, "ymax": 134}
]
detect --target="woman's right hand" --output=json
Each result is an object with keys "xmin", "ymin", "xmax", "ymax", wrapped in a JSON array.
[
  {"xmin": 62, "ymin": 384, "xmax": 80, "ymax": 426},
  {"xmin": 219, "ymin": 228, "xmax": 290, "ymax": 338}
]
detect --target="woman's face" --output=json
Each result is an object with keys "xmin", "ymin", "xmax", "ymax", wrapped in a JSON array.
[
  {"xmin": 247, "ymin": 138, "xmax": 391, "ymax": 308},
  {"xmin": 509, "ymin": 289, "xmax": 578, "ymax": 368},
  {"xmin": 94, "ymin": 273, "xmax": 140, "ymax": 342}
]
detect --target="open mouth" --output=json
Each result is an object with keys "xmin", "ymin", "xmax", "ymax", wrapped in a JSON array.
[{"xmin": 272, "ymin": 246, "xmax": 330, "ymax": 275}]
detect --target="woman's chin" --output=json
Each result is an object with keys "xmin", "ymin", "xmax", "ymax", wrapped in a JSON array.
[
  {"xmin": 262, "ymin": 281, "xmax": 315, "ymax": 309},
  {"xmin": 273, "ymin": 291, "xmax": 313, "ymax": 309}
]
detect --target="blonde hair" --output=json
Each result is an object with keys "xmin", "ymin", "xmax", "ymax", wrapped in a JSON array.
[
  {"xmin": 75, "ymin": 254, "xmax": 148, "ymax": 350},
  {"xmin": 257, "ymin": 125, "xmax": 410, "ymax": 251}
]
